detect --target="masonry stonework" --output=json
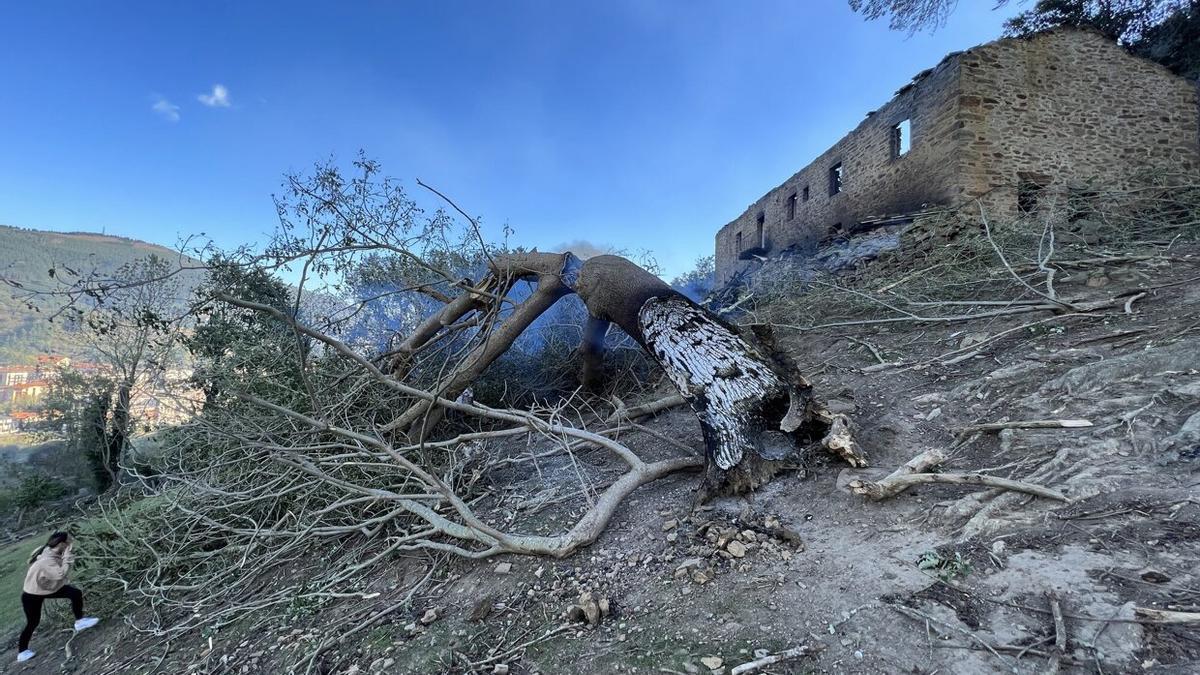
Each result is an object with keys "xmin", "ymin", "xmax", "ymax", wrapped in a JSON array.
[{"xmin": 715, "ymin": 29, "xmax": 1200, "ymax": 284}]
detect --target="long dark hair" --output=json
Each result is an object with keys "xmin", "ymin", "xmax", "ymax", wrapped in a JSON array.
[{"xmin": 29, "ymin": 531, "xmax": 69, "ymax": 565}]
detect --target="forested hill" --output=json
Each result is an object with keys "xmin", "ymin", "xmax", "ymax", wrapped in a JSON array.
[{"xmin": 0, "ymin": 225, "xmax": 194, "ymax": 362}]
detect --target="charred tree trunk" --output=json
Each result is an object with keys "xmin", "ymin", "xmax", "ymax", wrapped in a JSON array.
[
  {"xmin": 573, "ymin": 255, "xmax": 864, "ymax": 500},
  {"xmin": 390, "ymin": 252, "xmax": 864, "ymax": 498}
]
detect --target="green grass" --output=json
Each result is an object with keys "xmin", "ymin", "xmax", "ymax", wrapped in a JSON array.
[{"xmin": 0, "ymin": 533, "xmax": 43, "ymax": 635}]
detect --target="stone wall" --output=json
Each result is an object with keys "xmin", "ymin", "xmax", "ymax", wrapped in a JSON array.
[
  {"xmin": 715, "ymin": 29, "xmax": 1200, "ymax": 284},
  {"xmin": 958, "ymin": 29, "xmax": 1200, "ymax": 220},
  {"xmin": 714, "ymin": 52, "xmax": 965, "ymax": 283}
]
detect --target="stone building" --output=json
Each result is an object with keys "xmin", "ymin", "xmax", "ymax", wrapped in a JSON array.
[{"xmin": 715, "ymin": 29, "xmax": 1200, "ymax": 283}]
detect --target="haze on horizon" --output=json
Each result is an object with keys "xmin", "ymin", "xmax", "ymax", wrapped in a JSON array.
[{"xmin": 0, "ymin": 1, "xmax": 1020, "ymax": 278}]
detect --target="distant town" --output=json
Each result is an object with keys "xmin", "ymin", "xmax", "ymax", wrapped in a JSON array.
[{"xmin": 0, "ymin": 355, "xmax": 192, "ymax": 435}]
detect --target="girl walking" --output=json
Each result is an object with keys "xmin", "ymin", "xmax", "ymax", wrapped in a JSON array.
[{"xmin": 16, "ymin": 532, "xmax": 100, "ymax": 663}]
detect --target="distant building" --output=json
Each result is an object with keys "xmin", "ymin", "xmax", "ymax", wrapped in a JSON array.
[
  {"xmin": 715, "ymin": 29, "xmax": 1200, "ymax": 283},
  {"xmin": 0, "ymin": 367, "xmax": 32, "ymax": 386}
]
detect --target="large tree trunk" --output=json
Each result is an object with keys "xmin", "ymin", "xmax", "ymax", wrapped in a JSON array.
[
  {"xmin": 573, "ymin": 255, "xmax": 864, "ymax": 499},
  {"xmin": 390, "ymin": 252, "xmax": 865, "ymax": 498}
]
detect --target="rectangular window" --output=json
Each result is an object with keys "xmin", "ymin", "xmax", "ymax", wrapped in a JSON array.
[
  {"xmin": 1017, "ymin": 172, "xmax": 1051, "ymax": 214},
  {"xmin": 735, "ymin": 231, "xmax": 743, "ymax": 251},
  {"xmin": 756, "ymin": 221, "xmax": 764, "ymax": 248},
  {"xmin": 892, "ymin": 119, "xmax": 911, "ymax": 158},
  {"xmin": 802, "ymin": 185, "xmax": 810, "ymax": 202},
  {"xmin": 829, "ymin": 163, "xmax": 843, "ymax": 196},
  {"xmin": 786, "ymin": 193, "xmax": 797, "ymax": 220}
]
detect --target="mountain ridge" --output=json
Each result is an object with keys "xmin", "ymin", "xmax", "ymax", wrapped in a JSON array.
[{"xmin": 0, "ymin": 224, "xmax": 195, "ymax": 362}]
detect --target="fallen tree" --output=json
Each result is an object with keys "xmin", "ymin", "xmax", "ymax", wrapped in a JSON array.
[
  {"xmin": 385, "ymin": 251, "xmax": 864, "ymax": 500},
  {"xmin": 54, "ymin": 160, "xmax": 865, "ymax": 653}
]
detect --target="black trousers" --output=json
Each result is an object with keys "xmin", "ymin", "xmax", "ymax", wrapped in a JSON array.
[{"xmin": 18, "ymin": 586, "xmax": 83, "ymax": 651}]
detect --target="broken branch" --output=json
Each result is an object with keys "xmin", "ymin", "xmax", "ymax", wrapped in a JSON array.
[
  {"xmin": 730, "ymin": 645, "xmax": 822, "ymax": 675},
  {"xmin": 960, "ymin": 419, "xmax": 1093, "ymax": 434},
  {"xmin": 605, "ymin": 393, "xmax": 687, "ymax": 423},
  {"xmin": 1133, "ymin": 607, "xmax": 1200, "ymax": 624},
  {"xmin": 856, "ymin": 471, "xmax": 1069, "ymax": 502}
]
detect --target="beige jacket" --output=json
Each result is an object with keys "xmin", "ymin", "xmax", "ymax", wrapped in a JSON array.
[{"xmin": 23, "ymin": 546, "xmax": 73, "ymax": 595}]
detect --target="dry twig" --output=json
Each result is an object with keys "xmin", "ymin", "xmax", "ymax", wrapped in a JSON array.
[{"xmin": 730, "ymin": 645, "xmax": 822, "ymax": 674}]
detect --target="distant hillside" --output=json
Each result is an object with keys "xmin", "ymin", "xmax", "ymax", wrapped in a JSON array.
[{"xmin": 0, "ymin": 225, "xmax": 199, "ymax": 362}]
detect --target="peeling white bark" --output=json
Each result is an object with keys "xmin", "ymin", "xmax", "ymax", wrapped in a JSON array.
[{"xmin": 638, "ymin": 295, "xmax": 788, "ymax": 470}]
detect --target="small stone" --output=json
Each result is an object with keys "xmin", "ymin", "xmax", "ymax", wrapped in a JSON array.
[
  {"xmin": 494, "ymin": 562, "xmax": 512, "ymax": 575},
  {"xmin": 666, "ymin": 532, "xmax": 678, "ymax": 543},
  {"xmin": 492, "ymin": 665, "xmax": 510, "ymax": 675},
  {"xmin": 726, "ymin": 541, "xmax": 747, "ymax": 558},
  {"xmin": 420, "ymin": 609, "xmax": 438, "ymax": 625},
  {"xmin": 692, "ymin": 570, "xmax": 711, "ymax": 585},
  {"xmin": 1141, "ymin": 569, "xmax": 1171, "ymax": 583},
  {"xmin": 700, "ymin": 656, "xmax": 724, "ymax": 670},
  {"xmin": 663, "ymin": 519, "xmax": 678, "ymax": 531},
  {"xmin": 675, "ymin": 558, "xmax": 704, "ymax": 576}
]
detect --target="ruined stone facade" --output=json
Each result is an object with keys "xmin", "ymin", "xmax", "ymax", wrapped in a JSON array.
[{"xmin": 715, "ymin": 29, "xmax": 1200, "ymax": 283}]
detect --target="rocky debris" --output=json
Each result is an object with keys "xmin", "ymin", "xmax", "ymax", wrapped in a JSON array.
[
  {"xmin": 494, "ymin": 562, "xmax": 512, "ymax": 575},
  {"xmin": 491, "ymin": 665, "xmax": 510, "ymax": 675},
  {"xmin": 419, "ymin": 608, "xmax": 439, "ymax": 625},
  {"xmin": 368, "ymin": 656, "xmax": 395, "ymax": 672},
  {"xmin": 565, "ymin": 591, "xmax": 611, "ymax": 626},
  {"xmin": 700, "ymin": 655, "xmax": 724, "ymax": 670}
]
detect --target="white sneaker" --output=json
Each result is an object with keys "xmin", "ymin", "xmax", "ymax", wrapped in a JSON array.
[
  {"xmin": 16, "ymin": 649, "xmax": 35, "ymax": 662},
  {"xmin": 74, "ymin": 617, "xmax": 99, "ymax": 632}
]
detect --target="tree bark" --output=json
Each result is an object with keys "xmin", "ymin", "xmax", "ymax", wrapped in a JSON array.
[{"xmin": 572, "ymin": 255, "xmax": 862, "ymax": 499}]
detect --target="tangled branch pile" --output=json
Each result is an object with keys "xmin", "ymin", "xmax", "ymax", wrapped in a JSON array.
[
  {"xmin": 741, "ymin": 173, "xmax": 1200, "ymax": 349},
  {"xmin": 66, "ymin": 158, "xmax": 858, "ymax": 658}
]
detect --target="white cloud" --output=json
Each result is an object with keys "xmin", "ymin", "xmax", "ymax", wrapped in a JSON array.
[
  {"xmin": 197, "ymin": 84, "xmax": 231, "ymax": 108},
  {"xmin": 151, "ymin": 97, "xmax": 180, "ymax": 122}
]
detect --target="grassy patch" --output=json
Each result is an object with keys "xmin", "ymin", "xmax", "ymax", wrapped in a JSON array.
[{"xmin": 0, "ymin": 533, "xmax": 42, "ymax": 635}]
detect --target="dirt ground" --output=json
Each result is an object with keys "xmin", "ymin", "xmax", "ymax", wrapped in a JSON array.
[{"xmin": 5, "ymin": 247, "xmax": 1200, "ymax": 674}]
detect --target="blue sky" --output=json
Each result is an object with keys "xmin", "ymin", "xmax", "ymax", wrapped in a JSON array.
[{"xmin": 0, "ymin": 1, "xmax": 1020, "ymax": 278}]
